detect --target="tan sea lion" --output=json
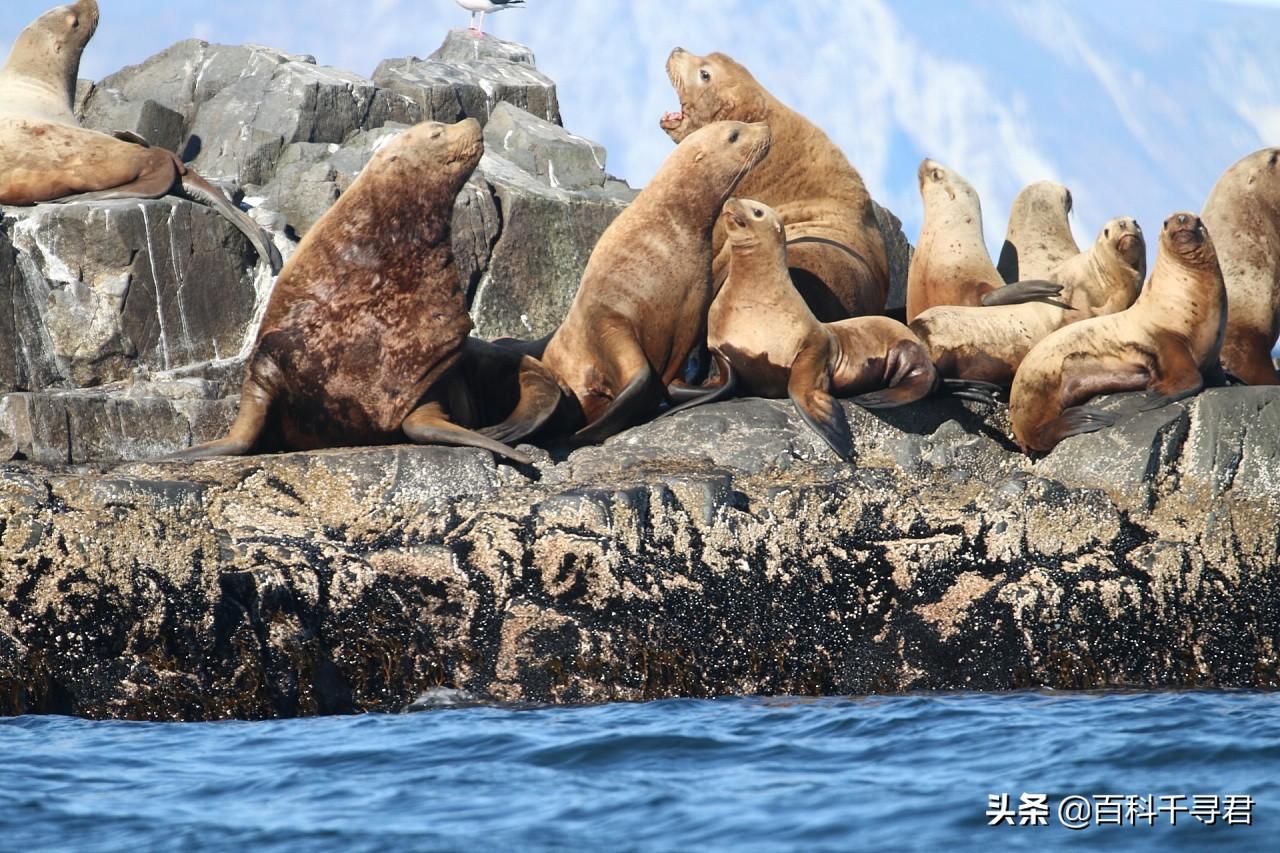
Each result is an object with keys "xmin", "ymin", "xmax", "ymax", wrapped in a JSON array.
[
  {"xmin": 0, "ymin": 0, "xmax": 280, "ymax": 272},
  {"xmin": 907, "ymin": 160, "xmax": 1062, "ymax": 322},
  {"xmin": 659, "ymin": 48, "xmax": 887, "ymax": 321},
  {"xmin": 912, "ymin": 217, "xmax": 1146, "ymax": 385},
  {"xmin": 699, "ymin": 199, "xmax": 993, "ymax": 460},
  {"xmin": 1201, "ymin": 147, "xmax": 1280, "ymax": 385},
  {"xmin": 484, "ymin": 121, "xmax": 773, "ymax": 446},
  {"xmin": 997, "ymin": 180, "xmax": 1080, "ymax": 283},
  {"xmin": 1010, "ymin": 213, "xmax": 1226, "ymax": 454},
  {"xmin": 169, "ymin": 119, "xmax": 534, "ymax": 463}
]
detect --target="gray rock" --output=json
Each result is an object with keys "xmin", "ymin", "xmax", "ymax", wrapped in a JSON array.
[
  {"xmin": 0, "ymin": 390, "xmax": 238, "ymax": 464},
  {"xmin": 1, "ymin": 199, "xmax": 265, "ymax": 391},
  {"xmin": 373, "ymin": 31, "xmax": 560, "ymax": 127},
  {"xmin": 81, "ymin": 41, "xmax": 422, "ymax": 186},
  {"xmin": 484, "ymin": 102, "xmax": 609, "ymax": 190},
  {"xmin": 467, "ymin": 153, "xmax": 635, "ymax": 339},
  {"xmin": 874, "ymin": 201, "xmax": 912, "ymax": 314}
]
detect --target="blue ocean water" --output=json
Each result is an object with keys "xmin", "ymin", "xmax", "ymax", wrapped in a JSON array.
[{"xmin": 0, "ymin": 692, "xmax": 1275, "ymax": 852}]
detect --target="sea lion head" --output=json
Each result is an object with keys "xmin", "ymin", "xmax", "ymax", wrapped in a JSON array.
[
  {"xmin": 1100, "ymin": 217, "xmax": 1146, "ymax": 274},
  {"xmin": 673, "ymin": 120, "xmax": 771, "ymax": 204},
  {"xmin": 1161, "ymin": 212, "xmax": 1216, "ymax": 268},
  {"xmin": 365, "ymin": 118, "xmax": 484, "ymax": 206},
  {"xmin": 4, "ymin": 1, "xmax": 99, "ymax": 88},
  {"xmin": 1014, "ymin": 180, "xmax": 1072, "ymax": 222},
  {"xmin": 722, "ymin": 198, "xmax": 786, "ymax": 251},
  {"xmin": 1238, "ymin": 147, "xmax": 1280, "ymax": 202},
  {"xmin": 918, "ymin": 159, "xmax": 980, "ymax": 214},
  {"xmin": 661, "ymin": 48, "xmax": 768, "ymax": 143}
]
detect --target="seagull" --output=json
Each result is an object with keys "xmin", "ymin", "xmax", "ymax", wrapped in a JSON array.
[{"xmin": 456, "ymin": 0, "xmax": 525, "ymax": 36}]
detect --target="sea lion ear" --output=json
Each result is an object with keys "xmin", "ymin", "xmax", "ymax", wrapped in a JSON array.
[{"xmin": 695, "ymin": 150, "xmax": 707, "ymax": 163}]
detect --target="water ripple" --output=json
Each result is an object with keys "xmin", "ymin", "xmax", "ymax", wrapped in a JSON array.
[{"xmin": 0, "ymin": 691, "xmax": 1276, "ymax": 852}]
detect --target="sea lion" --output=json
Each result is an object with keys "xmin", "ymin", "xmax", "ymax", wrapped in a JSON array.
[
  {"xmin": 1010, "ymin": 213, "xmax": 1226, "ymax": 454},
  {"xmin": 484, "ymin": 120, "xmax": 773, "ymax": 446},
  {"xmin": 912, "ymin": 217, "xmax": 1146, "ymax": 385},
  {"xmin": 700, "ymin": 199, "xmax": 993, "ymax": 460},
  {"xmin": 906, "ymin": 160, "xmax": 1062, "ymax": 322},
  {"xmin": 1201, "ymin": 147, "xmax": 1280, "ymax": 385},
  {"xmin": 0, "ymin": 0, "xmax": 280, "ymax": 273},
  {"xmin": 659, "ymin": 48, "xmax": 888, "ymax": 321},
  {"xmin": 997, "ymin": 180, "xmax": 1080, "ymax": 283},
  {"xmin": 169, "ymin": 119, "xmax": 533, "ymax": 463}
]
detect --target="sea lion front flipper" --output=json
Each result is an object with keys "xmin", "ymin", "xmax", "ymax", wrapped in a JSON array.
[
  {"xmin": 403, "ymin": 402, "xmax": 533, "ymax": 466},
  {"xmin": 660, "ymin": 352, "xmax": 738, "ymax": 419},
  {"xmin": 165, "ymin": 372, "xmax": 276, "ymax": 461},
  {"xmin": 789, "ymin": 341, "xmax": 854, "ymax": 462},
  {"xmin": 981, "ymin": 279, "xmax": 1065, "ymax": 308},
  {"xmin": 481, "ymin": 356, "xmax": 563, "ymax": 445},
  {"xmin": 178, "ymin": 167, "xmax": 284, "ymax": 275},
  {"xmin": 852, "ymin": 340, "xmax": 938, "ymax": 410},
  {"xmin": 1037, "ymin": 406, "xmax": 1118, "ymax": 448},
  {"xmin": 573, "ymin": 364, "xmax": 663, "ymax": 446}
]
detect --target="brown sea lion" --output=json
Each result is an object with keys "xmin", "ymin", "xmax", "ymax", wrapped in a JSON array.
[
  {"xmin": 906, "ymin": 160, "xmax": 1062, "ymax": 322},
  {"xmin": 0, "ymin": 0, "xmax": 280, "ymax": 272},
  {"xmin": 997, "ymin": 180, "xmax": 1080, "ymax": 283},
  {"xmin": 912, "ymin": 217, "xmax": 1146, "ymax": 385},
  {"xmin": 700, "ymin": 199, "xmax": 993, "ymax": 460},
  {"xmin": 1010, "ymin": 213, "xmax": 1226, "ymax": 454},
  {"xmin": 659, "ymin": 48, "xmax": 887, "ymax": 321},
  {"xmin": 1201, "ymin": 147, "xmax": 1280, "ymax": 385},
  {"xmin": 484, "ymin": 120, "xmax": 773, "ymax": 447},
  {"xmin": 169, "ymin": 119, "xmax": 534, "ymax": 463}
]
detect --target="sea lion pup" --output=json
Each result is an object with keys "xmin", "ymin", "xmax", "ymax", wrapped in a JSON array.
[
  {"xmin": 1202, "ymin": 147, "xmax": 1280, "ymax": 385},
  {"xmin": 483, "ymin": 121, "xmax": 773, "ymax": 447},
  {"xmin": 912, "ymin": 218, "xmax": 1146, "ymax": 386},
  {"xmin": 1010, "ymin": 213, "xmax": 1226, "ymax": 454},
  {"xmin": 906, "ymin": 160, "xmax": 1063, "ymax": 322},
  {"xmin": 169, "ymin": 119, "xmax": 534, "ymax": 464},
  {"xmin": 699, "ymin": 199, "xmax": 994, "ymax": 460},
  {"xmin": 997, "ymin": 180, "xmax": 1080, "ymax": 283},
  {"xmin": 0, "ymin": 0, "xmax": 280, "ymax": 273},
  {"xmin": 659, "ymin": 48, "xmax": 888, "ymax": 321}
]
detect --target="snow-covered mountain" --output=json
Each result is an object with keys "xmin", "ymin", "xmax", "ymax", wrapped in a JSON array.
[{"xmin": 4, "ymin": 0, "xmax": 1280, "ymax": 262}]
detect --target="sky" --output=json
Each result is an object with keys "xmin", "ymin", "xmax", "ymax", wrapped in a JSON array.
[{"xmin": 4, "ymin": 0, "xmax": 1280, "ymax": 263}]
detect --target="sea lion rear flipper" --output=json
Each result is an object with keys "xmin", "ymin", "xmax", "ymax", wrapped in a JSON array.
[
  {"xmin": 938, "ymin": 378, "xmax": 1002, "ymax": 407},
  {"xmin": 404, "ymin": 402, "xmax": 533, "ymax": 466},
  {"xmin": 573, "ymin": 364, "xmax": 663, "ymax": 446},
  {"xmin": 789, "ymin": 341, "xmax": 853, "ymax": 462},
  {"xmin": 112, "ymin": 130, "xmax": 151, "ymax": 147},
  {"xmin": 480, "ymin": 356, "xmax": 563, "ymax": 445},
  {"xmin": 179, "ymin": 169, "xmax": 284, "ymax": 275},
  {"xmin": 660, "ymin": 352, "xmax": 738, "ymax": 419},
  {"xmin": 981, "ymin": 279, "xmax": 1065, "ymax": 308}
]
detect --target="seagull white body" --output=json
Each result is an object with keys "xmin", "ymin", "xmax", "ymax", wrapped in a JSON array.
[{"xmin": 455, "ymin": 0, "xmax": 524, "ymax": 35}]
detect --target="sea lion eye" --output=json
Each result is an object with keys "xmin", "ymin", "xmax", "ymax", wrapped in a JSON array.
[
  {"xmin": 1105, "ymin": 228, "xmax": 1110, "ymax": 239},
  {"xmin": 700, "ymin": 69, "xmax": 711, "ymax": 82},
  {"xmin": 932, "ymin": 169, "xmax": 943, "ymax": 182},
  {"xmin": 728, "ymin": 130, "xmax": 740, "ymax": 143},
  {"xmin": 753, "ymin": 208, "xmax": 763, "ymax": 217}
]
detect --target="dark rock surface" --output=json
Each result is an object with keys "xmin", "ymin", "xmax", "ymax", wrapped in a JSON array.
[{"xmin": 1, "ymin": 389, "xmax": 1279, "ymax": 721}]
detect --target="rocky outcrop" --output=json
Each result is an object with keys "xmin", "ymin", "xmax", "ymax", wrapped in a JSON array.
[
  {"xmin": 1, "ymin": 389, "xmax": 1278, "ymax": 720},
  {"xmin": 1, "ymin": 32, "xmax": 644, "ymax": 458},
  {"xmin": 373, "ymin": 31, "xmax": 561, "ymax": 127}
]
